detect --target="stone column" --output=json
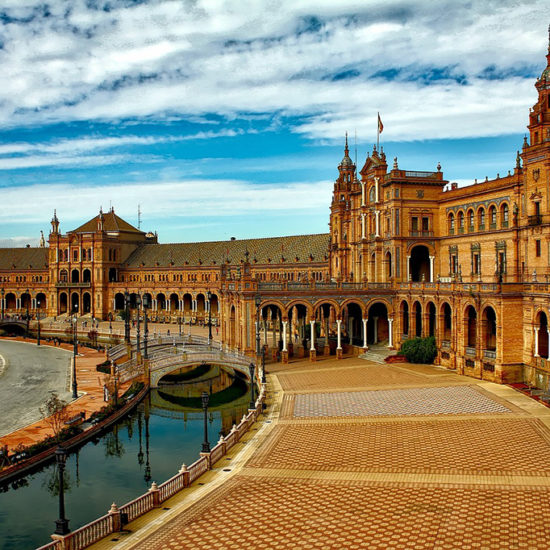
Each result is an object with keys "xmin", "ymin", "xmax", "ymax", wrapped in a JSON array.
[
  {"xmin": 361, "ymin": 181, "xmax": 366, "ymax": 206},
  {"xmin": 309, "ymin": 320, "xmax": 316, "ymax": 361},
  {"xmin": 361, "ymin": 214, "xmax": 366, "ymax": 239},
  {"xmin": 263, "ymin": 320, "xmax": 268, "ymax": 346},
  {"xmin": 388, "ymin": 317, "xmax": 394, "ymax": 348},
  {"xmin": 281, "ymin": 320, "xmax": 288, "ymax": 363},
  {"xmin": 375, "ymin": 210, "xmax": 380, "ymax": 237},
  {"xmin": 336, "ymin": 319, "xmax": 343, "ymax": 359},
  {"xmin": 406, "ymin": 256, "xmax": 411, "ymax": 281},
  {"xmin": 429, "ymin": 256, "xmax": 435, "ymax": 283},
  {"xmin": 362, "ymin": 318, "xmax": 368, "ymax": 350},
  {"xmin": 374, "ymin": 176, "xmax": 380, "ymax": 203},
  {"xmin": 534, "ymin": 327, "xmax": 540, "ymax": 357}
]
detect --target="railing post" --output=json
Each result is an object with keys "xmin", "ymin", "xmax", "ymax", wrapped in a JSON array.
[
  {"xmin": 109, "ymin": 502, "xmax": 122, "ymax": 532},
  {"xmin": 200, "ymin": 451, "xmax": 212, "ymax": 469},
  {"xmin": 179, "ymin": 463, "xmax": 190, "ymax": 487},
  {"xmin": 149, "ymin": 481, "xmax": 161, "ymax": 507}
]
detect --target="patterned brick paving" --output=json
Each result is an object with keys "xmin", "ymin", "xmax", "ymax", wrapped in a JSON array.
[
  {"xmin": 247, "ymin": 418, "xmax": 550, "ymax": 476},
  {"xmin": 276, "ymin": 364, "xmax": 453, "ymax": 392},
  {"xmin": 136, "ymin": 476, "xmax": 550, "ymax": 549},
  {"xmin": 292, "ymin": 385, "xmax": 512, "ymax": 417}
]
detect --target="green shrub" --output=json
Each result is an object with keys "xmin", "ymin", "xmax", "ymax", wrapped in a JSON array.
[{"xmin": 399, "ymin": 336, "xmax": 437, "ymax": 364}]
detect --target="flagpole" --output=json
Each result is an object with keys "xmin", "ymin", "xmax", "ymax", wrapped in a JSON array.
[{"xmin": 377, "ymin": 112, "xmax": 380, "ymax": 151}]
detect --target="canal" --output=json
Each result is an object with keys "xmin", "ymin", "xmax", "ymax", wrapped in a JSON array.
[{"xmin": 0, "ymin": 369, "xmax": 252, "ymax": 550}]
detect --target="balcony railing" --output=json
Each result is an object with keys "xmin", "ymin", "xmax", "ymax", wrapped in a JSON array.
[
  {"xmin": 528, "ymin": 215, "xmax": 542, "ymax": 226},
  {"xmin": 55, "ymin": 282, "xmax": 91, "ymax": 288},
  {"xmin": 465, "ymin": 346, "xmax": 476, "ymax": 357},
  {"xmin": 409, "ymin": 230, "xmax": 434, "ymax": 237},
  {"xmin": 483, "ymin": 349, "xmax": 496, "ymax": 360}
]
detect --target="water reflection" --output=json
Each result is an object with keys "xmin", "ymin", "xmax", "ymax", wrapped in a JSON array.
[{"xmin": 0, "ymin": 364, "xmax": 251, "ymax": 550}]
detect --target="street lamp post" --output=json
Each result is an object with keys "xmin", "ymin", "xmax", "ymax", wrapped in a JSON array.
[
  {"xmin": 1, "ymin": 288, "xmax": 4, "ymax": 321},
  {"xmin": 37, "ymin": 299, "xmax": 41, "ymax": 346},
  {"xmin": 178, "ymin": 315, "xmax": 182, "ymax": 336},
  {"xmin": 136, "ymin": 294, "xmax": 141, "ymax": 356},
  {"xmin": 207, "ymin": 291, "xmax": 213, "ymax": 343},
  {"xmin": 201, "ymin": 391, "xmax": 210, "ymax": 453},
  {"xmin": 248, "ymin": 363, "xmax": 256, "ymax": 410},
  {"xmin": 142, "ymin": 294, "xmax": 149, "ymax": 359},
  {"xmin": 25, "ymin": 288, "xmax": 30, "ymax": 337},
  {"xmin": 54, "ymin": 446, "xmax": 70, "ymax": 535},
  {"xmin": 124, "ymin": 291, "xmax": 130, "ymax": 344},
  {"xmin": 72, "ymin": 308, "xmax": 78, "ymax": 399}
]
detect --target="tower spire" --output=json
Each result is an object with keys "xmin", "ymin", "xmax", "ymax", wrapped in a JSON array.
[{"xmin": 344, "ymin": 132, "xmax": 349, "ymax": 157}]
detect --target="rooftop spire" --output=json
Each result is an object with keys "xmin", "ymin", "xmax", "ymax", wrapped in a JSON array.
[{"xmin": 344, "ymin": 132, "xmax": 349, "ymax": 156}]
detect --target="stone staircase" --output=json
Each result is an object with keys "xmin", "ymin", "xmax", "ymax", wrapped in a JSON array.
[{"xmin": 359, "ymin": 343, "xmax": 397, "ymax": 364}]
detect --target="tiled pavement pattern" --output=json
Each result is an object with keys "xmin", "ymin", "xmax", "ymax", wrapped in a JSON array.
[
  {"xmin": 292, "ymin": 385, "xmax": 512, "ymax": 417},
  {"xmin": 275, "ymin": 363, "xmax": 459, "ymax": 392},
  {"xmin": 247, "ymin": 418, "xmax": 550, "ymax": 476},
  {"xmin": 90, "ymin": 358, "xmax": 550, "ymax": 550},
  {"xmin": 133, "ymin": 476, "xmax": 550, "ymax": 549}
]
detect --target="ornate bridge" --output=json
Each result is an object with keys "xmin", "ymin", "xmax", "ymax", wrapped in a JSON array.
[
  {"xmin": 0, "ymin": 319, "xmax": 28, "ymax": 333},
  {"xmin": 108, "ymin": 335, "xmax": 255, "ymax": 388}
]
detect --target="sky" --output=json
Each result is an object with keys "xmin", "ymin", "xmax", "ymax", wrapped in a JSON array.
[{"xmin": 0, "ymin": 0, "xmax": 548, "ymax": 247}]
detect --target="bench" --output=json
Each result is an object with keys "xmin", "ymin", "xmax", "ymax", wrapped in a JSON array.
[{"xmin": 65, "ymin": 411, "xmax": 86, "ymax": 425}]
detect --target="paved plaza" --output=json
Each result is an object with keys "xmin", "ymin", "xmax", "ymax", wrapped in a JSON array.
[{"xmin": 89, "ymin": 355, "xmax": 550, "ymax": 549}]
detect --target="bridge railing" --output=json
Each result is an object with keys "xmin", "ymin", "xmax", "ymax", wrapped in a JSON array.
[{"xmin": 44, "ymin": 381, "xmax": 266, "ymax": 550}]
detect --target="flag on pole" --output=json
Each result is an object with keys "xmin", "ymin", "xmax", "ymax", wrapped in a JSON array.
[{"xmin": 378, "ymin": 113, "xmax": 383, "ymax": 134}]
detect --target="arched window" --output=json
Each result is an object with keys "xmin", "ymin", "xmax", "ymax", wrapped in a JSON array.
[
  {"xmin": 501, "ymin": 203, "xmax": 509, "ymax": 228},
  {"xmin": 458, "ymin": 211, "xmax": 464, "ymax": 233},
  {"xmin": 478, "ymin": 207, "xmax": 485, "ymax": 229},
  {"xmin": 448, "ymin": 213, "xmax": 455, "ymax": 234},
  {"xmin": 489, "ymin": 205, "xmax": 497, "ymax": 227},
  {"xmin": 467, "ymin": 209, "xmax": 474, "ymax": 230}
]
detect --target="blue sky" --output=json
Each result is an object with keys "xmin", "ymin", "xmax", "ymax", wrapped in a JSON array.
[{"xmin": 0, "ymin": 0, "xmax": 548, "ymax": 246}]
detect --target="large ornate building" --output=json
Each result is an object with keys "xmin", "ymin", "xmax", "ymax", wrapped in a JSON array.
[{"xmin": 2, "ymin": 37, "xmax": 550, "ymax": 386}]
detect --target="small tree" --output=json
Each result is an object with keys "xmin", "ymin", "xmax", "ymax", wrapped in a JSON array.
[
  {"xmin": 39, "ymin": 392, "xmax": 71, "ymax": 441},
  {"xmin": 399, "ymin": 336, "xmax": 437, "ymax": 364}
]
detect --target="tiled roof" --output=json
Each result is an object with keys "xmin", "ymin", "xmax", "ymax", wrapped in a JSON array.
[
  {"xmin": 125, "ymin": 234, "xmax": 329, "ymax": 268},
  {"xmin": 70, "ymin": 210, "xmax": 143, "ymax": 234},
  {"xmin": 0, "ymin": 247, "xmax": 49, "ymax": 270}
]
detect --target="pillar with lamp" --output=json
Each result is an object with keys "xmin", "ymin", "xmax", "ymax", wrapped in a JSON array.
[
  {"xmin": 54, "ymin": 446, "xmax": 70, "ymax": 535},
  {"xmin": 248, "ymin": 363, "xmax": 256, "ymax": 410},
  {"xmin": 36, "ymin": 299, "xmax": 41, "ymax": 346},
  {"xmin": 72, "ymin": 306, "xmax": 78, "ymax": 399},
  {"xmin": 207, "ymin": 290, "xmax": 213, "ymax": 343},
  {"xmin": 124, "ymin": 290, "xmax": 130, "ymax": 344},
  {"xmin": 201, "ymin": 391, "xmax": 210, "ymax": 453},
  {"xmin": 142, "ymin": 293, "xmax": 149, "ymax": 359},
  {"xmin": 136, "ymin": 294, "xmax": 141, "ymax": 357},
  {"xmin": 25, "ymin": 288, "xmax": 30, "ymax": 337}
]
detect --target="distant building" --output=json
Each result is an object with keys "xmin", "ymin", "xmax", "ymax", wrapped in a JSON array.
[{"xmin": 2, "ymin": 32, "xmax": 550, "ymax": 385}]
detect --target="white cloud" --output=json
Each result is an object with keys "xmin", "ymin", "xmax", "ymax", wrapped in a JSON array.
[
  {"xmin": 0, "ymin": 178, "xmax": 333, "ymax": 227},
  {"xmin": 0, "ymin": 0, "xmax": 547, "ymax": 140}
]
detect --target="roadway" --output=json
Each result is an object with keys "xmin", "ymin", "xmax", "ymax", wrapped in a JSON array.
[{"xmin": 0, "ymin": 340, "xmax": 72, "ymax": 437}]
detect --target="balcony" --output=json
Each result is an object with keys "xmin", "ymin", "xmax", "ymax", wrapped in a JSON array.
[
  {"xmin": 409, "ymin": 230, "xmax": 434, "ymax": 237},
  {"xmin": 55, "ymin": 282, "xmax": 91, "ymax": 288},
  {"xmin": 465, "ymin": 346, "xmax": 476, "ymax": 357},
  {"xmin": 528, "ymin": 215, "xmax": 542, "ymax": 226},
  {"xmin": 483, "ymin": 349, "xmax": 496, "ymax": 360}
]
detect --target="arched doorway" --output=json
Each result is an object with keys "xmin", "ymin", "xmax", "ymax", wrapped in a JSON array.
[
  {"xmin": 114, "ymin": 292, "xmax": 125, "ymax": 310},
  {"xmin": 156, "ymin": 293, "xmax": 166, "ymax": 311},
  {"xmin": 343, "ymin": 302, "xmax": 363, "ymax": 346},
  {"xmin": 71, "ymin": 269, "xmax": 80, "ymax": 283},
  {"xmin": 401, "ymin": 300, "xmax": 409, "ymax": 339},
  {"xmin": 59, "ymin": 293, "xmax": 68, "ymax": 314},
  {"xmin": 59, "ymin": 269, "xmax": 68, "ymax": 283},
  {"xmin": 108, "ymin": 268, "xmax": 117, "ymax": 282},
  {"xmin": 385, "ymin": 251, "xmax": 392, "ymax": 279},
  {"xmin": 465, "ymin": 306, "xmax": 477, "ymax": 348},
  {"xmin": 5, "ymin": 293, "xmax": 16, "ymax": 311},
  {"xmin": 410, "ymin": 245, "xmax": 430, "ymax": 282},
  {"xmin": 442, "ymin": 302, "xmax": 452, "ymax": 342},
  {"xmin": 196, "ymin": 294, "xmax": 206, "ymax": 318},
  {"xmin": 169, "ymin": 293, "xmax": 179, "ymax": 313},
  {"xmin": 537, "ymin": 311, "xmax": 549, "ymax": 359},
  {"xmin": 21, "ymin": 291, "xmax": 31, "ymax": 311},
  {"xmin": 413, "ymin": 301, "xmax": 422, "ymax": 337},
  {"xmin": 367, "ymin": 302, "xmax": 389, "ymax": 345},
  {"xmin": 36, "ymin": 293, "xmax": 47, "ymax": 311},
  {"xmin": 82, "ymin": 292, "xmax": 91, "ymax": 314},
  {"xmin": 482, "ymin": 306, "xmax": 497, "ymax": 352},
  {"xmin": 183, "ymin": 293, "xmax": 192, "ymax": 318},
  {"xmin": 83, "ymin": 269, "xmax": 91, "ymax": 283},
  {"xmin": 427, "ymin": 302, "xmax": 436, "ymax": 337},
  {"xmin": 314, "ymin": 302, "xmax": 338, "ymax": 354},
  {"xmin": 71, "ymin": 292, "xmax": 79, "ymax": 314},
  {"xmin": 210, "ymin": 294, "xmax": 219, "ymax": 318}
]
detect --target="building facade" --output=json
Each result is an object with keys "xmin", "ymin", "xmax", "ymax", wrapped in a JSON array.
[{"xmin": 2, "ymin": 39, "xmax": 550, "ymax": 385}]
